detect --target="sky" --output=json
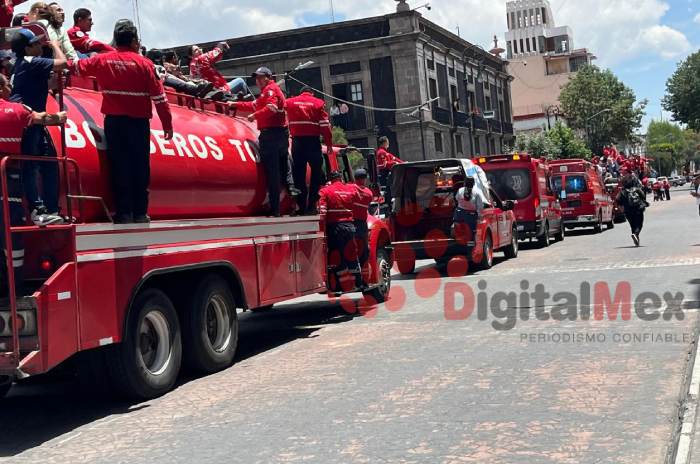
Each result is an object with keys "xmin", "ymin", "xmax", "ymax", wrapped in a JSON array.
[{"xmin": 42, "ymin": 0, "xmax": 699, "ymax": 131}]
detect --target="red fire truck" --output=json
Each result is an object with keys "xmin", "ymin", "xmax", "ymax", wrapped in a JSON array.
[
  {"xmin": 0, "ymin": 75, "xmax": 393, "ymax": 399},
  {"xmin": 474, "ymin": 153, "xmax": 564, "ymax": 246},
  {"xmin": 549, "ymin": 159, "xmax": 614, "ymax": 233},
  {"xmin": 382, "ymin": 159, "xmax": 518, "ymax": 275}
]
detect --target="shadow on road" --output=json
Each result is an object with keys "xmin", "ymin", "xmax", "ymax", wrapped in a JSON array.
[{"xmin": 0, "ymin": 299, "xmax": 360, "ymax": 457}]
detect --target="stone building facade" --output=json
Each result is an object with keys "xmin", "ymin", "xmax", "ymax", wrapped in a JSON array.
[{"xmin": 175, "ymin": 8, "xmax": 515, "ymax": 161}]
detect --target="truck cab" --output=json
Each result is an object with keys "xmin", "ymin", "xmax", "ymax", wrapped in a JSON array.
[
  {"xmin": 475, "ymin": 153, "xmax": 564, "ymax": 247},
  {"xmin": 550, "ymin": 159, "xmax": 614, "ymax": 233},
  {"xmin": 382, "ymin": 159, "xmax": 518, "ymax": 275}
]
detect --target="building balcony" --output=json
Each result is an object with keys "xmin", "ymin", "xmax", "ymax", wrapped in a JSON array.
[{"xmin": 432, "ymin": 107, "xmax": 452, "ymax": 125}]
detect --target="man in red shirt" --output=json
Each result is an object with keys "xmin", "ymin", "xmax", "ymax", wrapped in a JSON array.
[
  {"xmin": 67, "ymin": 8, "xmax": 114, "ymax": 56},
  {"xmin": 1, "ymin": 73, "xmax": 66, "ymax": 286},
  {"xmin": 351, "ymin": 168, "xmax": 374, "ymax": 285},
  {"xmin": 286, "ymin": 86, "xmax": 333, "ymax": 214},
  {"xmin": 229, "ymin": 67, "xmax": 297, "ymax": 216},
  {"xmin": 1, "ymin": 0, "xmax": 27, "ymax": 27},
  {"xmin": 376, "ymin": 136, "xmax": 403, "ymax": 199},
  {"xmin": 319, "ymin": 171, "xmax": 361, "ymax": 291},
  {"xmin": 69, "ymin": 20, "xmax": 173, "ymax": 223}
]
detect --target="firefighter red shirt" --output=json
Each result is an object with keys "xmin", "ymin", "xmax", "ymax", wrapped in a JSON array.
[
  {"xmin": 0, "ymin": 99, "xmax": 32, "ymax": 155},
  {"xmin": 351, "ymin": 183, "xmax": 373, "ymax": 221},
  {"xmin": 376, "ymin": 147, "xmax": 403, "ymax": 172},
  {"xmin": 319, "ymin": 180, "xmax": 356, "ymax": 223},
  {"xmin": 236, "ymin": 80, "xmax": 286, "ymax": 130},
  {"xmin": 67, "ymin": 26, "xmax": 115, "ymax": 55},
  {"xmin": 69, "ymin": 47, "xmax": 173, "ymax": 132},
  {"xmin": 189, "ymin": 47, "xmax": 229, "ymax": 91},
  {"xmin": 1, "ymin": 0, "xmax": 26, "ymax": 27},
  {"xmin": 285, "ymin": 91, "xmax": 332, "ymax": 143}
]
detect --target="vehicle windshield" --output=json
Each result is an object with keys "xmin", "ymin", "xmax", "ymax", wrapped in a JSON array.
[
  {"xmin": 485, "ymin": 168, "xmax": 532, "ymax": 200},
  {"xmin": 552, "ymin": 175, "xmax": 588, "ymax": 193}
]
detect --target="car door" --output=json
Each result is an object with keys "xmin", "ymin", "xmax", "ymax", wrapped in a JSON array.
[{"xmin": 489, "ymin": 189, "xmax": 510, "ymax": 248}]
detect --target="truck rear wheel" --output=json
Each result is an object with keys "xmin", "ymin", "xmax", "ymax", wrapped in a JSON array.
[
  {"xmin": 503, "ymin": 227, "xmax": 519, "ymax": 259},
  {"xmin": 538, "ymin": 222, "xmax": 550, "ymax": 248},
  {"xmin": 108, "ymin": 289, "xmax": 182, "ymax": 400},
  {"xmin": 594, "ymin": 212, "xmax": 603, "ymax": 233},
  {"xmin": 183, "ymin": 275, "xmax": 238, "ymax": 374},
  {"xmin": 479, "ymin": 234, "xmax": 494, "ymax": 270},
  {"xmin": 363, "ymin": 248, "xmax": 392, "ymax": 304},
  {"xmin": 555, "ymin": 223, "xmax": 565, "ymax": 242},
  {"xmin": 0, "ymin": 376, "xmax": 11, "ymax": 399}
]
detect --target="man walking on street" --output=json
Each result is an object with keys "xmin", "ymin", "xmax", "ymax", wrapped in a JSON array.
[
  {"xmin": 286, "ymin": 86, "xmax": 333, "ymax": 214},
  {"xmin": 69, "ymin": 20, "xmax": 173, "ymax": 223},
  {"xmin": 228, "ymin": 67, "xmax": 298, "ymax": 217},
  {"xmin": 617, "ymin": 174, "xmax": 649, "ymax": 247},
  {"xmin": 351, "ymin": 168, "xmax": 373, "ymax": 286},
  {"xmin": 10, "ymin": 30, "xmax": 67, "ymax": 225}
]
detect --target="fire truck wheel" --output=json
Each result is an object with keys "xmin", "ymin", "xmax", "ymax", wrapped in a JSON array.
[
  {"xmin": 503, "ymin": 227, "xmax": 519, "ymax": 259},
  {"xmin": 538, "ymin": 222, "xmax": 550, "ymax": 248},
  {"xmin": 363, "ymin": 248, "xmax": 392, "ymax": 304},
  {"xmin": 183, "ymin": 275, "xmax": 238, "ymax": 374},
  {"xmin": 0, "ymin": 376, "xmax": 11, "ymax": 399},
  {"xmin": 594, "ymin": 212, "xmax": 603, "ymax": 233},
  {"xmin": 109, "ymin": 289, "xmax": 182, "ymax": 400},
  {"xmin": 555, "ymin": 223, "xmax": 565, "ymax": 242},
  {"xmin": 479, "ymin": 233, "xmax": 494, "ymax": 270},
  {"xmin": 606, "ymin": 219, "xmax": 615, "ymax": 230}
]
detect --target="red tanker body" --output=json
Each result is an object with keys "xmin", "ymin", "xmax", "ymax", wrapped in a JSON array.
[{"xmin": 0, "ymin": 75, "xmax": 393, "ymax": 400}]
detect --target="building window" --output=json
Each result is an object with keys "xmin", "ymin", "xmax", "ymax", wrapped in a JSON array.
[
  {"xmin": 427, "ymin": 59, "xmax": 435, "ymax": 70},
  {"xmin": 450, "ymin": 84, "xmax": 458, "ymax": 111},
  {"xmin": 455, "ymin": 134, "xmax": 463, "ymax": 155},
  {"xmin": 513, "ymin": 40, "xmax": 518, "ymax": 54},
  {"xmin": 350, "ymin": 83, "xmax": 363, "ymax": 102},
  {"xmin": 507, "ymin": 41, "xmax": 513, "ymax": 59},
  {"xmin": 532, "ymin": 37, "xmax": 537, "ymax": 52},
  {"xmin": 474, "ymin": 136, "xmax": 481, "ymax": 155},
  {"xmin": 569, "ymin": 55, "xmax": 588, "ymax": 72},
  {"xmin": 467, "ymin": 91, "xmax": 476, "ymax": 112},
  {"xmin": 517, "ymin": 10, "xmax": 522, "ymax": 27},
  {"xmin": 485, "ymin": 96, "xmax": 492, "ymax": 111},
  {"xmin": 490, "ymin": 138, "xmax": 496, "ymax": 155},
  {"xmin": 498, "ymin": 101, "xmax": 505, "ymax": 120},
  {"xmin": 329, "ymin": 61, "xmax": 361, "ymax": 75},
  {"xmin": 448, "ymin": 67, "xmax": 455, "ymax": 77},
  {"xmin": 542, "ymin": 7, "xmax": 547, "ymax": 24},
  {"xmin": 526, "ymin": 38, "xmax": 531, "ymax": 52},
  {"xmin": 510, "ymin": 12, "xmax": 516, "ymax": 29},
  {"xmin": 434, "ymin": 131, "xmax": 443, "ymax": 153},
  {"xmin": 520, "ymin": 39, "xmax": 525, "ymax": 55},
  {"xmin": 429, "ymin": 78, "xmax": 438, "ymax": 99}
]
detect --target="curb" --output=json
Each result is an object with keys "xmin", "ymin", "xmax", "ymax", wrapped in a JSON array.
[{"xmin": 674, "ymin": 321, "xmax": 700, "ymax": 464}]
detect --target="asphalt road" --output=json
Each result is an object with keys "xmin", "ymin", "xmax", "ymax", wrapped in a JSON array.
[{"xmin": 2, "ymin": 187, "xmax": 699, "ymax": 464}]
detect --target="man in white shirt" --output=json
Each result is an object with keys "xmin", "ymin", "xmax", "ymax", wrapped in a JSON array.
[
  {"xmin": 27, "ymin": 2, "xmax": 77, "ymax": 60},
  {"xmin": 690, "ymin": 176, "xmax": 700, "ymax": 216}
]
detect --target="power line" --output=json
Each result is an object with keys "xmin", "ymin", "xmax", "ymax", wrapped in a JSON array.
[{"xmin": 286, "ymin": 74, "xmax": 439, "ymax": 113}]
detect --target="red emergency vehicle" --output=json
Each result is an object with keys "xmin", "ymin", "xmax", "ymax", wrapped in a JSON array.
[
  {"xmin": 549, "ymin": 159, "xmax": 614, "ymax": 233},
  {"xmin": 475, "ymin": 153, "xmax": 564, "ymax": 246},
  {"xmin": 381, "ymin": 159, "xmax": 518, "ymax": 275},
  {"xmin": 0, "ymin": 70, "xmax": 392, "ymax": 399}
]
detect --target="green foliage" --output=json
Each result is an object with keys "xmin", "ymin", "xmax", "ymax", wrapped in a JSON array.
[
  {"xmin": 513, "ymin": 122, "xmax": 591, "ymax": 159},
  {"xmin": 663, "ymin": 51, "xmax": 700, "ymax": 131},
  {"xmin": 646, "ymin": 120, "xmax": 689, "ymax": 176},
  {"xmin": 559, "ymin": 65, "xmax": 647, "ymax": 154},
  {"xmin": 332, "ymin": 126, "xmax": 348, "ymax": 145},
  {"xmin": 347, "ymin": 149, "xmax": 367, "ymax": 171}
]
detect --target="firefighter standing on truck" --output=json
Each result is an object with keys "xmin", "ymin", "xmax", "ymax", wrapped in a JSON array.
[
  {"xmin": 286, "ymin": 86, "xmax": 333, "ymax": 215},
  {"xmin": 228, "ymin": 67, "xmax": 298, "ymax": 217},
  {"xmin": 0, "ymin": 73, "xmax": 66, "ymax": 291},
  {"xmin": 69, "ymin": 20, "xmax": 173, "ymax": 224},
  {"xmin": 351, "ymin": 168, "xmax": 373, "ymax": 286},
  {"xmin": 319, "ymin": 171, "xmax": 361, "ymax": 291}
]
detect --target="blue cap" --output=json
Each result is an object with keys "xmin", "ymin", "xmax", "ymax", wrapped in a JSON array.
[
  {"xmin": 11, "ymin": 29, "xmax": 41, "ymax": 55},
  {"xmin": 354, "ymin": 168, "xmax": 368, "ymax": 179}
]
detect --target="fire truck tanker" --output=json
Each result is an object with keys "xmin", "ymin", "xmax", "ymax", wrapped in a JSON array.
[{"xmin": 0, "ymin": 82, "xmax": 393, "ymax": 400}]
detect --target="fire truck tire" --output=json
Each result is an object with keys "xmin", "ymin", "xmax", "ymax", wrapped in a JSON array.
[
  {"xmin": 363, "ymin": 248, "xmax": 392, "ymax": 304},
  {"xmin": 594, "ymin": 212, "xmax": 603, "ymax": 233},
  {"xmin": 183, "ymin": 275, "xmax": 238, "ymax": 374},
  {"xmin": 503, "ymin": 227, "xmax": 519, "ymax": 259},
  {"xmin": 538, "ymin": 222, "xmax": 550, "ymax": 248},
  {"xmin": 108, "ymin": 289, "xmax": 182, "ymax": 400},
  {"xmin": 479, "ymin": 233, "xmax": 494, "ymax": 270},
  {"xmin": 0, "ymin": 376, "xmax": 11, "ymax": 399},
  {"xmin": 606, "ymin": 219, "xmax": 615, "ymax": 230},
  {"xmin": 555, "ymin": 223, "xmax": 565, "ymax": 242}
]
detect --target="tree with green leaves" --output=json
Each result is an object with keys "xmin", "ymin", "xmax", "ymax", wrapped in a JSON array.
[
  {"xmin": 646, "ymin": 120, "xmax": 688, "ymax": 176},
  {"xmin": 513, "ymin": 123, "xmax": 591, "ymax": 159},
  {"xmin": 663, "ymin": 51, "xmax": 700, "ymax": 131},
  {"xmin": 559, "ymin": 65, "xmax": 647, "ymax": 155}
]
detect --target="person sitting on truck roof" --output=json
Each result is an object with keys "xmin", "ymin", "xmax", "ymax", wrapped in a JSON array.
[
  {"xmin": 189, "ymin": 42, "xmax": 246, "ymax": 96},
  {"xmin": 146, "ymin": 48, "xmax": 213, "ymax": 99},
  {"xmin": 1, "ymin": 73, "xmax": 66, "ymax": 290},
  {"xmin": 453, "ymin": 176, "xmax": 483, "ymax": 246},
  {"xmin": 67, "ymin": 8, "xmax": 114, "ymax": 56},
  {"xmin": 10, "ymin": 28, "xmax": 67, "ymax": 226},
  {"xmin": 41, "ymin": 2, "xmax": 78, "ymax": 60}
]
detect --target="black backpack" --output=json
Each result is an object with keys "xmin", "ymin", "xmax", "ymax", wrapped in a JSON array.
[{"xmin": 626, "ymin": 187, "xmax": 646, "ymax": 211}]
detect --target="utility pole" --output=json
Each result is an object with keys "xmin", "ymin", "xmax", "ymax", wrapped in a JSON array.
[{"xmin": 329, "ymin": 0, "xmax": 335, "ymax": 23}]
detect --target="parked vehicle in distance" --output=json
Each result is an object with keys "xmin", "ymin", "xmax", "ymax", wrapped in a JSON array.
[
  {"xmin": 670, "ymin": 176, "xmax": 685, "ymax": 187},
  {"xmin": 475, "ymin": 153, "xmax": 564, "ymax": 247},
  {"xmin": 550, "ymin": 159, "xmax": 614, "ymax": 233},
  {"xmin": 386, "ymin": 159, "xmax": 518, "ymax": 275}
]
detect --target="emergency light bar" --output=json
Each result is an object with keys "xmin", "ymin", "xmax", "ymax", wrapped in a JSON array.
[{"xmin": 474, "ymin": 154, "xmax": 530, "ymax": 164}]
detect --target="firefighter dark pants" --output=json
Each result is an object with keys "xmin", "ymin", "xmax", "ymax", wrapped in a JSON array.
[
  {"xmin": 21, "ymin": 125, "xmax": 58, "ymax": 212},
  {"xmin": 104, "ymin": 116, "xmax": 151, "ymax": 218},
  {"xmin": 353, "ymin": 219, "xmax": 369, "ymax": 271},
  {"xmin": 0, "ymin": 167, "xmax": 25, "ymax": 294},
  {"xmin": 626, "ymin": 209, "xmax": 644, "ymax": 236},
  {"xmin": 259, "ymin": 128, "xmax": 289, "ymax": 216},
  {"xmin": 292, "ymin": 136, "xmax": 323, "ymax": 213},
  {"xmin": 327, "ymin": 221, "xmax": 360, "ymax": 291}
]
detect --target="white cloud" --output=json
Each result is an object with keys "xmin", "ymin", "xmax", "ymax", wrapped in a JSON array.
[
  {"xmin": 640, "ymin": 24, "xmax": 691, "ymax": 59},
  {"xmin": 694, "ymin": 12, "xmax": 700, "ymax": 24}
]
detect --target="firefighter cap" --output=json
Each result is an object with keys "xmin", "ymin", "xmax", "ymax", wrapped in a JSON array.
[
  {"xmin": 251, "ymin": 66, "xmax": 272, "ymax": 78},
  {"xmin": 354, "ymin": 168, "xmax": 368, "ymax": 179}
]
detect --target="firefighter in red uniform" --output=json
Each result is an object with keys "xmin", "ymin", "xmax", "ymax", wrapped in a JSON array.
[
  {"xmin": 319, "ymin": 171, "xmax": 361, "ymax": 291},
  {"xmin": 69, "ymin": 20, "xmax": 173, "ymax": 223},
  {"xmin": 351, "ymin": 168, "xmax": 373, "ymax": 285},
  {"xmin": 286, "ymin": 86, "xmax": 333, "ymax": 215},
  {"xmin": 67, "ymin": 8, "xmax": 114, "ymax": 56},
  {"xmin": 228, "ymin": 67, "xmax": 297, "ymax": 217},
  {"xmin": 1, "ymin": 0, "xmax": 27, "ymax": 27},
  {"xmin": 0, "ymin": 73, "xmax": 66, "ymax": 290},
  {"xmin": 376, "ymin": 136, "xmax": 403, "ymax": 196}
]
